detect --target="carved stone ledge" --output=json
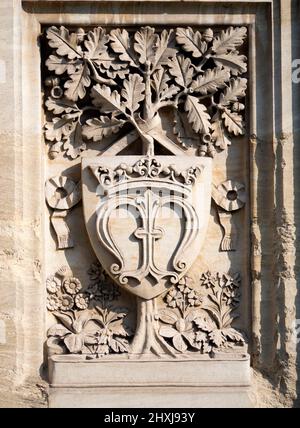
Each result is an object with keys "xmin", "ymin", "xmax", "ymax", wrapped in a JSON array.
[{"xmin": 48, "ymin": 352, "xmax": 253, "ymax": 408}]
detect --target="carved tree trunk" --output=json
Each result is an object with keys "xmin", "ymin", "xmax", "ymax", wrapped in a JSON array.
[{"xmin": 130, "ymin": 298, "xmax": 176, "ymax": 357}]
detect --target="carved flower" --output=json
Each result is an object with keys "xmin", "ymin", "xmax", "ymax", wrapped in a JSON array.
[
  {"xmin": 165, "ymin": 277, "xmax": 202, "ymax": 312},
  {"xmin": 88, "ymin": 262, "xmax": 106, "ymax": 282},
  {"xmin": 47, "ymin": 310, "xmax": 98, "ymax": 355},
  {"xmin": 166, "ymin": 288, "xmax": 183, "ymax": 308},
  {"xmin": 177, "ymin": 276, "xmax": 194, "ymax": 294},
  {"xmin": 63, "ymin": 277, "xmax": 82, "ymax": 295},
  {"xmin": 215, "ymin": 180, "xmax": 246, "ymax": 212},
  {"xmin": 93, "ymin": 306, "xmax": 130, "ymax": 354},
  {"xmin": 187, "ymin": 290, "xmax": 202, "ymax": 307},
  {"xmin": 88, "ymin": 281, "xmax": 120, "ymax": 302},
  {"xmin": 100, "ymin": 283, "xmax": 121, "ymax": 301},
  {"xmin": 199, "ymin": 271, "xmax": 216, "ymax": 289},
  {"xmin": 75, "ymin": 293, "xmax": 89, "ymax": 310},
  {"xmin": 159, "ymin": 309, "xmax": 198, "ymax": 353},
  {"xmin": 46, "ymin": 276, "xmax": 61, "ymax": 294},
  {"xmin": 60, "ymin": 294, "xmax": 74, "ymax": 311},
  {"xmin": 47, "ymin": 295, "xmax": 61, "ymax": 311}
]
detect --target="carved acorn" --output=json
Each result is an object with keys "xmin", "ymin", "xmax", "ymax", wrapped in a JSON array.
[
  {"xmin": 51, "ymin": 86, "xmax": 64, "ymax": 99},
  {"xmin": 48, "ymin": 142, "xmax": 61, "ymax": 160},
  {"xmin": 44, "ymin": 76, "xmax": 60, "ymax": 88},
  {"xmin": 232, "ymin": 102, "xmax": 245, "ymax": 112},
  {"xmin": 203, "ymin": 28, "xmax": 214, "ymax": 42},
  {"xmin": 76, "ymin": 28, "xmax": 85, "ymax": 42}
]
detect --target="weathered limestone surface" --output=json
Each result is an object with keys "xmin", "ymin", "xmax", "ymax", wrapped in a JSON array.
[{"xmin": 0, "ymin": 0, "xmax": 299, "ymax": 408}]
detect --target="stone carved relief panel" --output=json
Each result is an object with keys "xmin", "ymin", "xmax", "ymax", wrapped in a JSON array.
[{"xmin": 42, "ymin": 24, "xmax": 249, "ymax": 359}]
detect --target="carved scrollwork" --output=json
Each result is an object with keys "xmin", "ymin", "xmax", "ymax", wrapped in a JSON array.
[{"xmin": 90, "ymin": 157, "xmax": 203, "ymax": 192}]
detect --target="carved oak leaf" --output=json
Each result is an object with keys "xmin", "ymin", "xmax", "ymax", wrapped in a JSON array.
[
  {"xmin": 46, "ymin": 54, "xmax": 81, "ymax": 75},
  {"xmin": 110, "ymin": 28, "xmax": 138, "ymax": 67},
  {"xmin": 184, "ymin": 95, "xmax": 211, "ymax": 134},
  {"xmin": 222, "ymin": 108, "xmax": 245, "ymax": 136},
  {"xmin": 212, "ymin": 26, "xmax": 247, "ymax": 54},
  {"xmin": 173, "ymin": 110, "xmax": 197, "ymax": 148},
  {"xmin": 152, "ymin": 68, "xmax": 179, "ymax": 102},
  {"xmin": 63, "ymin": 122, "xmax": 86, "ymax": 159},
  {"xmin": 99, "ymin": 54, "xmax": 128, "ymax": 71},
  {"xmin": 121, "ymin": 74, "xmax": 145, "ymax": 114},
  {"xmin": 152, "ymin": 29, "xmax": 177, "ymax": 71},
  {"xmin": 211, "ymin": 113, "xmax": 231, "ymax": 149},
  {"xmin": 134, "ymin": 26, "xmax": 158, "ymax": 65},
  {"xmin": 152, "ymin": 68, "xmax": 169, "ymax": 96},
  {"xmin": 219, "ymin": 77, "xmax": 247, "ymax": 106},
  {"xmin": 84, "ymin": 27, "xmax": 110, "ymax": 64},
  {"xmin": 98, "ymin": 55, "xmax": 130, "ymax": 79},
  {"xmin": 82, "ymin": 117, "xmax": 125, "ymax": 142},
  {"xmin": 64, "ymin": 64, "xmax": 91, "ymax": 101},
  {"xmin": 96, "ymin": 54, "xmax": 129, "ymax": 79},
  {"xmin": 91, "ymin": 84, "xmax": 124, "ymax": 114},
  {"xmin": 176, "ymin": 27, "xmax": 207, "ymax": 58},
  {"xmin": 213, "ymin": 52, "xmax": 247, "ymax": 76},
  {"xmin": 45, "ymin": 117, "xmax": 74, "ymax": 141},
  {"xmin": 161, "ymin": 85, "xmax": 180, "ymax": 102},
  {"xmin": 108, "ymin": 336, "xmax": 129, "ymax": 353},
  {"xmin": 46, "ymin": 26, "xmax": 82, "ymax": 60},
  {"xmin": 45, "ymin": 96, "xmax": 80, "ymax": 115},
  {"xmin": 169, "ymin": 55, "xmax": 194, "ymax": 88},
  {"xmin": 191, "ymin": 67, "xmax": 230, "ymax": 95}
]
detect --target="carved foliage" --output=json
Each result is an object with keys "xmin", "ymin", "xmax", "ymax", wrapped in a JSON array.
[
  {"xmin": 44, "ymin": 25, "xmax": 247, "ymax": 158},
  {"xmin": 46, "ymin": 263, "xmax": 131, "ymax": 357},
  {"xmin": 158, "ymin": 272, "xmax": 245, "ymax": 354}
]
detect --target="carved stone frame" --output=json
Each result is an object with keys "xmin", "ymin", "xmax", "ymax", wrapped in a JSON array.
[{"xmin": 2, "ymin": 0, "xmax": 298, "ymax": 407}]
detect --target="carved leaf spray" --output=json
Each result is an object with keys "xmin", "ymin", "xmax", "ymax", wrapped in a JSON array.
[
  {"xmin": 44, "ymin": 25, "xmax": 247, "ymax": 158},
  {"xmin": 44, "ymin": 25, "xmax": 248, "ymax": 358}
]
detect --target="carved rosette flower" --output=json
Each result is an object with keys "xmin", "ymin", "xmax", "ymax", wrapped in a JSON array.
[
  {"xmin": 46, "ymin": 276, "xmax": 61, "ymax": 294},
  {"xmin": 63, "ymin": 277, "xmax": 82, "ymax": 295},
  {"xmin": 60, "ymin": 294, "xmax": 74, "ymax": 311},
  {"xmin": 47, "ymin": 295, "xmax": 61, "ymax": 311},
  {"xmin": 75, "ymin": 293, "xmax": 89, "ymax": 310},
  {"xmin": 215, "ymin": 180, "xmax": 246, "ymax": 212}
]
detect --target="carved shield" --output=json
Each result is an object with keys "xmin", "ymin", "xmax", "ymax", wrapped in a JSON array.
[{"xmin": 82, "ymin": 156, "xmax": 212, "ymax": 300}]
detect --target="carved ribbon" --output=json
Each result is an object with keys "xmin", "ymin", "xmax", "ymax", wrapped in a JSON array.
[
  {"xmin": 45, "ymin": 176, "xmax": 82, "ymax": 249},
  {"xmin": 211, "ymin": 180, "xmax": 245, "ymax": 251}
]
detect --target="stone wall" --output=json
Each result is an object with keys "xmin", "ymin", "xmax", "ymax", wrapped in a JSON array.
[{"xmin": 0, "ymin": 0, "xmax": 299, "ymax": 408}]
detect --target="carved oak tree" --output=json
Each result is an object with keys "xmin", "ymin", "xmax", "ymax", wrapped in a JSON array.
[{"xmin": 44, "ymin": 25, "xmax": 247, "ymax": 159}]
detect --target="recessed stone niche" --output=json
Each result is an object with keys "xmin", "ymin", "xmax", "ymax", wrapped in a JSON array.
[
  {"xmin": 42, "ymin": 19, "xmax": 252, "ymax": 407},
  {"xmin": 5, "ymin": 0, "xmax": 294, "ymax": 408}
]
